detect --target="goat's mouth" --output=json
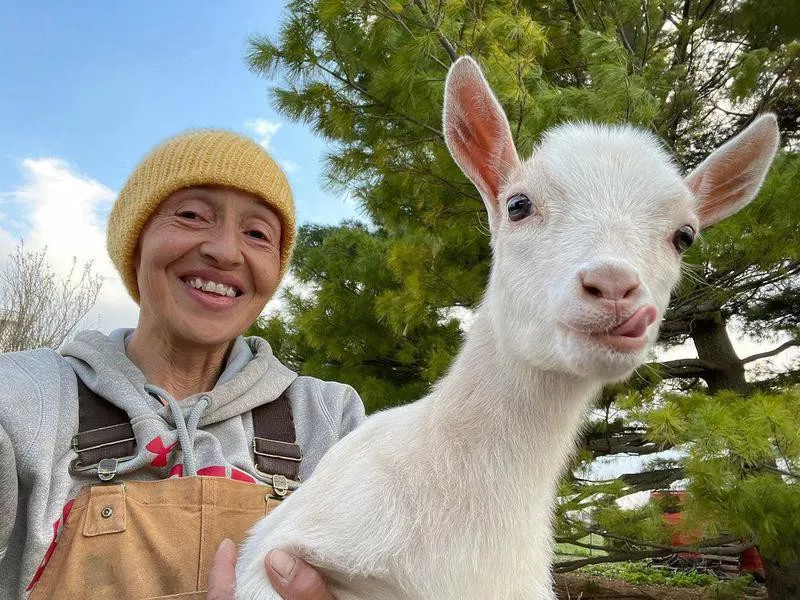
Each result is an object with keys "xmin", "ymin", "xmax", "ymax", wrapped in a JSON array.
[{"xmin": 581, "ymin": 305, "xmax": 658, "ymax": 353}]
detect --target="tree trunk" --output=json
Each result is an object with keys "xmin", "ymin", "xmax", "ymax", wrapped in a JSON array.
[
  {"xmin": 689, "ymin": 311, "xmax": 749, "ymax": 394},
  {"xmin": 763, "ymin": 556, "xmax": 800, "ymax": 600}
]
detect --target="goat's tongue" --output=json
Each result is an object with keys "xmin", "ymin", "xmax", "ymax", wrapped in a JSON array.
[{"xmin": 611, "ymin": 305, "xmax": 657, "ymax": 338}]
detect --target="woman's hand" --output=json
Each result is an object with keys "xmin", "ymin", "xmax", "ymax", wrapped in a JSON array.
[
  {"xmin": 264, "ymin": 549, "xmax": 336, "ymax": 600},
  {"xmin": 208, "ymin": 539, "xmax": 336, "ymax": 600}
]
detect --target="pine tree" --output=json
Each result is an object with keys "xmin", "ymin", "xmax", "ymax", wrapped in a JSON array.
[{"xmin": 247, "ymin": 1, "xmax": 800, "ymax": 595}]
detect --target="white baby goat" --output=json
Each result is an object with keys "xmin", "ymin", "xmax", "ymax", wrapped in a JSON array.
[{"xmin": 237, "ymin": 56, "xmax": 779, "ymax": 600}]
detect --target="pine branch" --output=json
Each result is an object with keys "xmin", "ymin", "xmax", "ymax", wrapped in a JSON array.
[
  {"xmin": 321, "ymin": 41, "xmax": 444, "ymax": 139},
  {"xmin": 758, "ymin": 462, "xmax": 800, "ymax": 480},
  {"xmin": 574, "ymin": 467, "xmax": 684, "ymax": 492},
  {"xmin": 595, "ymin": 529, "xmax": 744, "ymax": 553},
  {"xmin": 696, "ymin": 0, "xmax": 717, "ymax": 20},
  {"xmin": 564, "ymin": 0, "xmax": 583, "ymax": 21},
  {"xmin": 619, "ymin": 467, "xmax": 684, "ymax": 491},
  {"xmin": 649, "ymin": 357, "xmax": 719, "ymax": 379},
  {"xmin": 554, "ymin": 538, "xmax": 610, "ymax": 553},
  {"xmin": 741, "ymin": 339, "xmax": 800, "ymax": 365},
  {"xmin": 554, "ymin": 534, "xmax": 753, "ymax": 572},
  {"xmin": 554, "ymin": 549, "xmax": 673, "ymax": 572},
  {"xmin": 640, "ymin": 0, "xmax": 651, "ymax": 68},
  {"xmin": 585, "ymin": 435, "xmax": 665, "ymax": 456},
  {"xmin": 754, "ymin": 55, "xmax": 799, "ymax": 117},
  {"xmin": 695, "ymin": 40, "xmax": 746, "ymax": 99},
  {"xmin": 712, "ymin": 103, "xmax": 756, "ymax": 118},
  {"xmin": 408, "ymin": 0, "xmax": 458, "ymax": 63},
  {"xmin": 616, "ymin": 25, "xmax": 636, "ymax": 63}
]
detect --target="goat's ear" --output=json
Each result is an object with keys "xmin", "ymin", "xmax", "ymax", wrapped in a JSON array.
[
  {"xmin": 685, "ymin": 114, "xmax": 780, "ymax": 229},
  {"xmin": 444, "ymin": 56, "xmax": 521, "ymax": 226}
]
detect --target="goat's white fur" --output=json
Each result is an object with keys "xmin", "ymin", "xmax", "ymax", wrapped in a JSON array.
[{"xmin": 236, "ymin": 57, "xmax": 779, "ymax": 600}]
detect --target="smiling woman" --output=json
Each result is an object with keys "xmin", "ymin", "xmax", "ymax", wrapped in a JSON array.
[
  {"xmin": 0, "ymin": 129, "xmax": 365, "ymax": 600},
  {"xmin": 130, "ymin": 186, "xmax": 285, "ymax": 387}
]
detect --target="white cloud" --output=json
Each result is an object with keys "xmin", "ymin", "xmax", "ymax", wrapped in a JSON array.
[
  {"xmin": 261, "ymin": 271, "xmax": 315, "ymax": 318},
  {"xmin": 244, "ymin": 118, "xmax": 282, "ymax": 151},
  {"xmin": 0, "ymin": 228, "xmax": 15, "ymax": 265},
  {"xmin": 279, "ymin": 159, "xmax": 299, "ymax": 175},
  {"xmin": 1, "ymin": 158, "xmax": 139, "ymax": 333},
  {"xmin": 244, "ymin": 119, "xmax": 300, "ymax": 178}
]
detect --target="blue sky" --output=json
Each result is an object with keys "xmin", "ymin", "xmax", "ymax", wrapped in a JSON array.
[{"xmin": 0, "ymin": 1, "xmax": 361, "ymax": 330}]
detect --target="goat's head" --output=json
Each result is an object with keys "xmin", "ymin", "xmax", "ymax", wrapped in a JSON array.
[{"xmin": 443, "ymin": 57, "xmax": 779, "ymax": 381}]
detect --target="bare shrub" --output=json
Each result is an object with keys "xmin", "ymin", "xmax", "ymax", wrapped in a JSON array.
[{"xmin": 0, "ymin": 242, "xmax": 102, "ymax": 352}]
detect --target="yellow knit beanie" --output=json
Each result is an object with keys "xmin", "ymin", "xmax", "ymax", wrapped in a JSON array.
[{"xmin": 107, "ymin": 129, "xmax": 296, "ymax": 303}]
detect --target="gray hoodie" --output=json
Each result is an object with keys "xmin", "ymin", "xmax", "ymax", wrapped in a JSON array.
[{"xmin": 0, "ymin": 328, "xmax": 365, "ymax": 599}]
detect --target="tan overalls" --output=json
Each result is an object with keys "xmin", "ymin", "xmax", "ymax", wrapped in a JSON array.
[
  {"xmin": 29, "ymin": 476, "xmax": 286, "ymax": 600},
  {"xmin": 28, "ymin": 380, "xmax": 301, "ymax": 599}
]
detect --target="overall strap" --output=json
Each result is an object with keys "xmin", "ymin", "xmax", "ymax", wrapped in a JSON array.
[
  {"xmin": 70, "ymin": 376, "xmax": 136, "ymax": 480},
  {"xmin": 251, "ymin": 391, "xmax": 302, "ymax": 489},
  {"xmin": 70, "ymin": 374, "xmax": 301, "ymax": 487}
]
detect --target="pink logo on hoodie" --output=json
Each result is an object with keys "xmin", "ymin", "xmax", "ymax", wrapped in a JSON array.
[{"xmin": 146, "ymin": 436, "xmax": 177, "ymax": 468}]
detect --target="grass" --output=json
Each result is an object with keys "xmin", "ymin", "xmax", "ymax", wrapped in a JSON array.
[
  {"xmin": 708, "ymin": 576, "xmax": 757, "ymax": 600},
  {"xmin": 579, "ymin": 562, "xmax": 718, "ymax": 587}
]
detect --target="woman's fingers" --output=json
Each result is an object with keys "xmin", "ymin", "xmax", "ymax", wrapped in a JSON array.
[
  {"xmin": 207, "ymin": 539, "xmax": 238, "ymax": 600},
  {"xmin": 266, "ymin": 550, "xmax": 336, "ymax": 600}
]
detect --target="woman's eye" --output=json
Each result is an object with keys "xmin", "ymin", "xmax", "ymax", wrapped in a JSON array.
[
  {"xmin": 673, "ymin": 224, "xmax": 696, "ymax": 253},
  {"xmin": 246, "ymin": 230, "xmax": 268, "ymax": 240},
  {"xmin": 506, "ymin": 194, "xmax": 533, "ymax": 222},
  {"xmin": 177, "ymin": 211, "xmax": 199, "ymax": 220}
]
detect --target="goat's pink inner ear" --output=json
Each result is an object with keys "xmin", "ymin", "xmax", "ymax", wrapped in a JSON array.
[
  {"xmin": 444, "ymin": 58, "xmax": 521, "ymax": 209},
  {"xmin": 451, "ymin": 87, "xmax": 516, "ymax": 199},
  {"xmin": 686, "ymin": 114, "xmax": 780, "ymax": 228}
]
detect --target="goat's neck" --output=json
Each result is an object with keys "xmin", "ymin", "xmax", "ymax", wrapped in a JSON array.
[{"xmin": 428, "ymin": 310, "xmax": 599, "ymax": 493}]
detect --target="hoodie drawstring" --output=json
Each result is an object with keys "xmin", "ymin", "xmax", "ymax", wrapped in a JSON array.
[{"xmin": 145, "ymin": 384, "xmax": 210, "ymax": 477}]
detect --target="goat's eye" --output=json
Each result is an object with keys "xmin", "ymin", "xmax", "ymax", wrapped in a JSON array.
[
  {"xmin": 673, "ymin": 225, "xmax": 695, "ymax": 253},
  {"xmin": 507, "ymin": 194, "xmax": 532, "ymax": 222}
]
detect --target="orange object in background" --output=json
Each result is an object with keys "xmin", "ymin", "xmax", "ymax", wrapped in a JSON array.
[
  {"xmin": 739, "ymin": 547, "xmax": 766, "ymax": 582},
  {"xmin": 651, "ymin": 490, "xmax": 764, "ymax": 575},
  {"xmin": 659, "ymin": 502, "xmax": 702, "ymax": 558}
]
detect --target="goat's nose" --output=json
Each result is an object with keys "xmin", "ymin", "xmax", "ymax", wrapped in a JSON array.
[{"xmin": 580, "ymin": 266, "xmax": 641, "ymax": 302}]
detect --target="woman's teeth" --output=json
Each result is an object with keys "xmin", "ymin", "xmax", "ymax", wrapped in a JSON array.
[{"xmin": 186, "ymin": 277, "xmax": 238, "ymax": 298}]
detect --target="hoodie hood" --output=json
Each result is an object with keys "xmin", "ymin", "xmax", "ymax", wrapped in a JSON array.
[
  {"xmin": 61, "ymin": 329, "xmax": 299, "ymax": 479},
  {"xmin": 62, "ymin": 329, "xmax": 297, "ymax": 428}
]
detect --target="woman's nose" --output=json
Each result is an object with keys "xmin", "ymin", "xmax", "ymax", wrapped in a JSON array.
[{"xmin": 199, "ymin": 224, "xmax": 244, "ymax": 267}]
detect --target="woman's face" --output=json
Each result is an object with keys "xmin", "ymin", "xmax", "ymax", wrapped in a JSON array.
[{"xmin": 135, "ymin": 186, "xmax": 282, "ymax": 348}]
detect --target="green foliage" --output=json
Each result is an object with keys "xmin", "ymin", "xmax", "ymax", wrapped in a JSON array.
[
  {"xmin": 580, "ymin": 562, "xmax": 717, "ymax": 587},
  {"xmin": 708, "ymin": 576, "xmax": 757, "ymax": 600},
  {"xmin": 730, "ymin": 48, "xmax": 771, "ymax": 102},
  {"xmin": 590, "ymin": 389, "xmax": 800, "ymax": 565},
  {"xmin": 249, "ymin": 0, "xmax": 800, "ymax": 406},
  {"xmin": 594, "ymin": 501, "xmax": 671, "ymax": 548},
  {"xmin": 633, "ymin": 389, "xmax": 800, "ymax": 563},
  {"xmin": 248, "ymin": 222, "xmax": 464, "ymax": 411},
  {"xmin": 555, "ymin": 534, "xmax": 608, "ymax": 558},
  {"xmin": 682, "ymin": 393, "xmax": 800, "ymax": 564}
]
